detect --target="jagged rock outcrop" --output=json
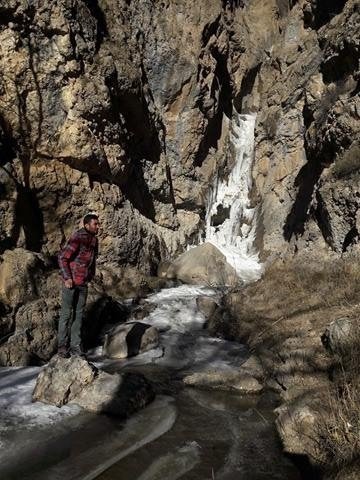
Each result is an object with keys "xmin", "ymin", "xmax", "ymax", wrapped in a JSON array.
[{"xmin": 0, "ymin": 0, "xmax": 358, "ymax": 264}]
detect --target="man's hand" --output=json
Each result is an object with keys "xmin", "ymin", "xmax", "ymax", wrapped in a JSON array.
[{"xmin": 64, "ymin": 279, "xmax": 73, "ymax": 289}]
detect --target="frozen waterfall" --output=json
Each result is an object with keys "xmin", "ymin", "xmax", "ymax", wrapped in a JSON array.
[{"xmin": 205, "ymin": 112, "xmax": 262, "ymax": 282}]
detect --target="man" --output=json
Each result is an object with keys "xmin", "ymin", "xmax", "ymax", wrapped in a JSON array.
[{"xmin": 57, "ymin": 213, "xmax": 100, "ymax": 357}]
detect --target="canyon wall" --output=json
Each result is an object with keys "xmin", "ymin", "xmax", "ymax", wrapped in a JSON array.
[{"xmin": 0, "ymin": 0, "xmax": 358, "ymax": 276}]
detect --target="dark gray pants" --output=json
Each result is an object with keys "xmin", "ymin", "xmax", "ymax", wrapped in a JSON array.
[{"xmin": 58, "ymin": 284, "xmax": 88, "ymax": 349}]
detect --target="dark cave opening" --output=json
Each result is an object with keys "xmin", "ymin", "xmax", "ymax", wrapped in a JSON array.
[
  {"xmin": 234, "ymin": 64, "xmax": 261, "ymax": 114},
  {"xmin": 304, "ymin": 0, "xmax": 347, "ymax": 29},
  {"xmin": 342, "ymin": 226, "xmax": 359, "ymax": 252},
  {"xmin": 194, "ymin": 48, "xmax": 232, "ymax": 168},
  {"xmin": 320, "ymin": 42, "xmax": 359, "ymax": 85}
]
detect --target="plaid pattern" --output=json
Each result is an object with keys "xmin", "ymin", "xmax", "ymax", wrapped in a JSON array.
[{"xmin": 58, "ymin": 228, "xmax": 98, "ymax": 286}]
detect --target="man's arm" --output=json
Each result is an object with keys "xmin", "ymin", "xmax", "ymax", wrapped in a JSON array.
[
  {"xmin": 58, "ymin": 233, "xmax": 80, "ymax": 282},
  {"xmin": 89, "ymin": 238, "xmax": 99, "ymax": 280}
]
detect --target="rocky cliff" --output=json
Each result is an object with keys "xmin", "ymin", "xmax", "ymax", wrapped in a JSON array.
[
  {"xmin": 0, "ymin": 1, "xmax": 358, "ymax": 362},
  {"xmin": 0, "ymin": 0, "xmax": 358, "ymax": 271}
]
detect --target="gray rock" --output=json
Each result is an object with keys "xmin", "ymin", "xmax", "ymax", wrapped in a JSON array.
[
  {"xmin": 103, "ymin": 322, "xmax": 159, "ymax": 359},
  {"xmin": 196, "ymin": 296, "xmax": 218, "ymax": 319},
  {"xmin": 74, "ymin": 370, "xmax": 155, "ymax": 416},
  {"xmin": 183, "ymin": 370, "xmax": 263, "ymax": 394},
  {"xmin": 32, "ymin": 356, "xmax": 155, "ymax": 416},
  {"xmin": 32, "ymin": 356, "xmax": 97, "ymax": 407},
  {"xmin": 275, "ymin": 398, "xmax": 319, "ymax": 459},
  {"xmin": 321, "ymin": 317, "xmax": 353, "ymax": 353},
  {"xmin": 132, "ymin": 303, "xmax": 157, "ymax": 320}
]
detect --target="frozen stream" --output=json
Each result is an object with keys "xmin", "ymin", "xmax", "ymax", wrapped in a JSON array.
[{"xmin": 0, "ymin": 285, "xmax": 300, "ymax": 480}]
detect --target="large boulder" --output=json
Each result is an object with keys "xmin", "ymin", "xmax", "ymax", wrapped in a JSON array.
[
  {"xmin": 103, "ymin": 322, "xmax": 159, "ymax": 359},
  {"xmin": 0, "ymin": 299, "xmax": 58, "ymax": 366},
  {"xmin": 164, "ymin": 243, "xmax": 238, "ymax": 286},
  {"xmin": 83, "ymin": 295, "xmax": 131, "ymax": 350},
  {"xmin": 32, "ymin": 355, "xmax": 155, "ymax": 416},
  {"xmin": 275, "ymin": 397, "xmax": 321, "ymax": 463}
]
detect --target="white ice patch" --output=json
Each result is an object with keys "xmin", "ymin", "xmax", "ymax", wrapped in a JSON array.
[
  {"xmin": 99, "ymin": 285, "xmax": 247, "ymax": 372},
  {"xmin": 0, "ymin": 366, "xmax": 81, "ymax": 432},
  {"xmin": 205, "ymin": 112, "xmax": 262, "ymax": 282},
  {"xmin": 144, "ymin": 284, "xmax": 217, "ymax": 334},
  {"xmin": 137, "ymin": 440, "xmax": 201, "ymax": 480}
]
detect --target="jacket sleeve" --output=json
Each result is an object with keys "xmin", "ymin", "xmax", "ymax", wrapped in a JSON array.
[
  {"xmin": 58, "ymin": 233, "xmax": 80, "ymax": 281},
  {"xmin": 90, "ymin": 238, "xmax": 99, "ymax": 279}
]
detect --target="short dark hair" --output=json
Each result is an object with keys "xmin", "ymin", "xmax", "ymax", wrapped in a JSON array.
[{"xmin": 83, "ymin": 213, "xmax": 99, "ymax": 225}]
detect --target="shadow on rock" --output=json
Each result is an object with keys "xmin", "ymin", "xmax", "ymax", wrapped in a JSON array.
[
  {"xmin": 83, "ymin": 296, "xmax": 131, "ymax": 351},
  {"xmin": 32, "ymin": 355, "xmax": 155, "ymax": 418}
]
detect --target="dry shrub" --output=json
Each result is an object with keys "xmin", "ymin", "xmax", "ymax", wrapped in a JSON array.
[
  {"xmin": 262, "ymin": 253, "xmax": 360, "ymax": 311},
  {"xmin": 332, "ymin": 142, "xmax": 360, "ymax": 178},
  {"xmin": 317, "ymin": 317, "xmax": 360, "ymax": 474},
  {"xmin": 224, "ymin": 252, "xmax": 360, "ymax": 354}
]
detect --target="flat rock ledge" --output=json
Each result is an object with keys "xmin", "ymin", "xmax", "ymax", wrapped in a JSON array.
[
  {"xmin": 183, "ymin": 370, "xmax": 263, "ymax": 394},
  {"xmin": 32, "ymin": 355, "xmax": 155, "ymax": 416}
]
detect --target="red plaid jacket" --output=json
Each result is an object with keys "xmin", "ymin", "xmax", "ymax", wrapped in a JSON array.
[{"xmin": 58, "ymin": 228, "xmax": 98, "ymax": 286}]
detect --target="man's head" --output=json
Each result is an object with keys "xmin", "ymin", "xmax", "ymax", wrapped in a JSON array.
[{"xmin": 83, "ymin": 214, "xmax": 100, "ymax": 235}]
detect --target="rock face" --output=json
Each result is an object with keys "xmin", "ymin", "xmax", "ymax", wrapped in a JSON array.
[
  {"xmin": 32, "ymin": 355, "xmax": 155, "ymax": 416},
  {"xmin": 0, "ymin": 248, "xmax": 45, "ymax": 308},
  {"xmin": 103, "ymin": 321, "xmax": 159, "ymax": 359},
  {"xmin": 0, "ymin": 0, "xmax": 357, "ymax": 274}
]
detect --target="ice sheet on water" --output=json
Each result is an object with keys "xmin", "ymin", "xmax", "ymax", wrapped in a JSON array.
[
  {"xmin": 109, "ymin": 284, "xmax": 248, "ymax": 371},
  {"xmin": 137, "ymin": 440, "xmax": 201, "ymax": 480},
  {"xmin": 0, "ymin": 366, "xmax": 81, "ymax": 432},
  {"xmin": 144, "ymin": 284, "xmax": 218, "ymax": 334}
]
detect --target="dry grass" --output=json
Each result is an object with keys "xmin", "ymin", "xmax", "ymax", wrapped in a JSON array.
[
  {"xmin": 317, "ymin": 319, "xmax": 360, "ymax": 475},
  {"xmin": 220, "ymin": 253, "xmax": 360, "ymax": 477},
  {"xmin": 259, "ymin": 253, "xmax": 360, "ymax": 311},
  {"xmin": 332, "ymin": 142, "xmax": 360, "ymax": 178},
  {"xmin": 222, "ymin": 253, "xmax": 360, "ymax": 346}
]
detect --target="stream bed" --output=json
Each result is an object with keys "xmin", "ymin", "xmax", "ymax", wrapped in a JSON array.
[{"xmin": 0, "ymin": 285, "xmax": 301, "ymax": 480}]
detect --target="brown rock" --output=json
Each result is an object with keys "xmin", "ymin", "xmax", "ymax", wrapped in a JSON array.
[
  {"xmin": 0, "ymin": 299, "xmax": 58, "ymax": 366},
  {"xmin": 166, "ymin": 243, "xmax": 238, "ymax": 286},
  {"xmin": 0, "ymin": 249, "xmax": 44, "ymax": 307},
  {"xmin": 32, "ymin": 355, "xmax": 155, "ymax": 416},
  {"xmin": 183, "ymin": 370, "xmax": 263, "ymax": 394}
]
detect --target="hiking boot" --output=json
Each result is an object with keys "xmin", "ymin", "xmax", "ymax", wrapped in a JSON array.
[
  {"xmin": 57, "ymin": 345, "xmax": 69, "ymax": 358},
  {"xmin": 70, "ymin": 345, "xmax": 86, "ymax": 358}
]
